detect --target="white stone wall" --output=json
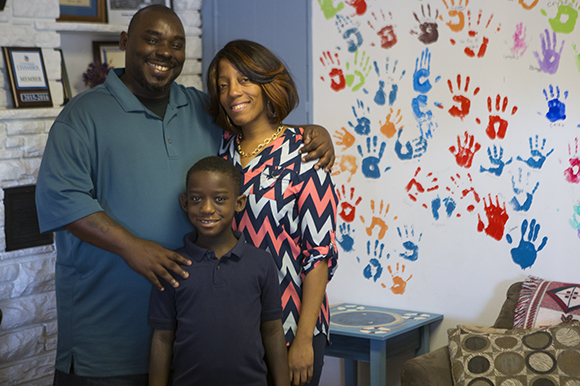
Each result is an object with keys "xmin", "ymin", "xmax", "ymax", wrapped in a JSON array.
[{"xmin": 0, "ymin": 0, "xmax": 203, "ymax": 384}]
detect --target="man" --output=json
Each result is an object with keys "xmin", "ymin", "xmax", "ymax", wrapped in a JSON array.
[{"xmin": 36, "ymin": 5, "xmax": 333, "ymax": 385}]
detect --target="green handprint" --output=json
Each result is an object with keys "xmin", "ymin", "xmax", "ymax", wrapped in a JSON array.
[
  {"xmin": 317, "ymin": 0, "xmax": 345, "ymax": 20},
  {"xmin": 574, "ymin": 44, "xmax": 580, "ymax": 73},
  {"xmin": 542, "ymin": 5, "xmax": 578, "ymax": 34},
  {"xmin": 345, "ymin": 50, "xmax": 372, "ymax": 92}
]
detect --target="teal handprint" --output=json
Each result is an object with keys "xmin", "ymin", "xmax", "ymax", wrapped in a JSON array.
[{"xmin": 506, "ymin": 219, "xmax": 547, "ymax": 269}]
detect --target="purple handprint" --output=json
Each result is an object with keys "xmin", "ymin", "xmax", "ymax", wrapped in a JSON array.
[
  {"xmin": 533, "ymin": 29, "xmax": 565, "ymax": 75},
  {"xmin": 506, "ymin": 219, "xmax": 547, "ymax": 269}
]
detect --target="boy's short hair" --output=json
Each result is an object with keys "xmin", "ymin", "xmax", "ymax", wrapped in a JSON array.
[{"xmin": 186, "ymin": 156, "xmax": 242, "ymax": 195}]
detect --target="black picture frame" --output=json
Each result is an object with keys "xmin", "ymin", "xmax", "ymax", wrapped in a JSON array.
[
  {"xmin": 2, "ymin": 47, "xmax": 53, "ymax": 108},
  {"xmin": 92, "ymin": 41, "xmax": 125, "ymax": 68}
]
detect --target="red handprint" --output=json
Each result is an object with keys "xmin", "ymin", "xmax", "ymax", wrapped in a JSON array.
[
  {"xmin": 477, "ymin": 194, "xmax": 509, "ymax": 241},
  {"xmin": 405, "ymin": 167, "xmax": 439, "ymax": 203},
  {"xmin": 346, "ymin": 0, "xmax": 367, "ymax": 16},
  {"xmin": 445, "ymin": 74, "xmax": 480, "ymax": 120},
  {"xmin": 476, "ymin": 94, "xmax": 518, "ymax": 140},
  {"xmin": 368, "ymin": 10, "xmax": 398, "ymax": 49},
  {"xmin": 456, "ymin": 10, "xmax": 500, "ymax": 58},
  {"xmin": 449, "ymin": 131, "xmax": 481, "ymax": 168},
  {"xmin": 447, "ymin": 172, "xmax": 480, "ymax": 214},
  {"xmin": 319, "ymin": 51, "xmax": 346, "ymax": 92},
  {"xmin": 336, "ymin": 185, "xmax": 362, "ymax": 223}
]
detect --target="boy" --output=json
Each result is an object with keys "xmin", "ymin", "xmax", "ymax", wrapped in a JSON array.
[{"xmin": 148, "ymin": 156, "xmax": 289, "ymax": 386}]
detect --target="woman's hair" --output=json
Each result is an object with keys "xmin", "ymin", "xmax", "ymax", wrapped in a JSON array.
[{"xmin": 205, "ymin": 39, "xmax": 299, "ymax": 133}]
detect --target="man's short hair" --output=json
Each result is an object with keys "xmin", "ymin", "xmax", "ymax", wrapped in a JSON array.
[{"xmin": 186, "ymin": 156, "xmax": 242, "ymax": 195}]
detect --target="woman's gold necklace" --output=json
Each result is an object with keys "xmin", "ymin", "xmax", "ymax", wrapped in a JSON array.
[{"xmin": 237, "ymin": 125, "xmax": 284, "ymax": 158}]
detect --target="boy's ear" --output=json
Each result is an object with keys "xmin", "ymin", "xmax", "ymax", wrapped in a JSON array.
[
  {"xmin": 235, "ymin": 194, "xmax": 247, "ymax": 212},
  {"xmin": 179, "ymin": 194, "xmax": 188, "ymax": 212}
]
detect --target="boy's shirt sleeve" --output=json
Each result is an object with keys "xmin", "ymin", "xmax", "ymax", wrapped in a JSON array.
[
  {"xmin": 260, "ymin": 249, "xmax": 283, "ymax": 322},
  {"xmin": 148, "ymin": 283, "xmax": 177, "ymax": 331}
]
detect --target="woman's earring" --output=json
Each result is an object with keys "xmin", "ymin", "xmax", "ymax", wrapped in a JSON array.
[
  {"xmin": 226, "ymin": 114, "xmax": 234, "ymax": 127},
  {"xmin": 267, "ymin": 100, "xmax": 277, "ymax": 118}
]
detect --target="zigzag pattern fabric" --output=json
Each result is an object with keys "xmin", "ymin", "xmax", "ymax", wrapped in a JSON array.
[{"xmin": 220, "ymin": 127, "xmax": 339, "ymax": 345}]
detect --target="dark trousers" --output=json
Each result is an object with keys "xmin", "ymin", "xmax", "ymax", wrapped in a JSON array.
[{"xmin": 53, "ymin": 369, "xmax": 148, "ymax": 386}]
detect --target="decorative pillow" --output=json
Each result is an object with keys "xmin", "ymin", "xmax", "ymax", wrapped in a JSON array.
[
  {"xmin": 514, "ymin": 276, "xmax": 580, "ymax": 329},
  {"xmin": 448, "ymin": 322, "xmax": 580, "ymax": 386}
]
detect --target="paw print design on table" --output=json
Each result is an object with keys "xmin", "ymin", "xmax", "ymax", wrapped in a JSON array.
[
  {"xmin": 568, "ymin": 203, "xmax": 580, "ymax": 239},
  {"xmin": 543, "ymin": 4, "xmax": 578, "ymax": 34},
  {"xmin": 395, "ymin": 129, "xmax": 428, "ymax": 160},
  {"xmin": 385, "ymin": 263, "xmax": 412, "ymax": 295},
  {"xmin": 406, "ymin": 166, "xmax": 439, "ymax": 205},
  {"xmin": 357, "ymin": 136, "xmax": 391, "ymax": 179},
  {"xmin": 450, "ymin": 10, "xmax": 500, "ymax": 58},
  {"xmin": 475, "ymin": 94, "xmax": 518, "ymax": 140},
  {"xmin": 333, "ymin": 127, "xmax": 356, "ymax": 152},
  {"xmin": 506, "ymin": 218, "xmax": 547, "ymax": 270},
  {"xmin": 480, "ymin": 145, "xmax": 512, "ymax": 177},
  {"xmin": 449, "ymin": 131, "xmax": 481, "ymax": 169},
  {"xmin": 443, "ymin": 74, "xmax": 480, "ymax": 121},
  {"xmin": 401, "ymin": 312, "xmax": 431, "ymax": 321},
  {"xmin": 335, "ymin": 15, "xmax": 364, "ymax": 53},
  {"xmin": 345, "ymin": 0, "xmax": 367, "ymax": 17},
  {"xmin": 516, "ymin": 136, "xmax": 553, "ymax": 169},
  {"xmin": 317, "ymin": 0, "xmax": 345, "ymax": 20},
  {"xmin": 447, "ymin": 172, "xmax": 480, "ymax": 214},
  {"xmin": 533, "ymin": 29, "xmax": 565, "ymax": 75},
  {"xmin": 397, "ymin": 225, "xmax": 422, "ymax": 262},
  {"xmin": 336, "ymin": 185, "xmax": 362, "ymax": 223},
  {"xmin": 379, "ymin": 108, "xmax": 403, "ymax": 139},
  {"xmin": 508, "ymin": 0, "xmax": 539, "ymax": 11},
  {"xmin": 348, "ymin": 99, "xmax": 372, "ymax": 136},
  {"xmin": 319, "ymin": 51, "xmax": 346, "ymax": 92},
  {"xmin": 564, "ymin": 138, "xmax": 580, "ymax": 184},
  {"xmin": 367, "ymin": 9, "xmax": 398, "ymax": 49},
  {"xmin": 439, "ymin": 0, "xmax": 470, "ymax": 33},
  {"xmin": 506, "ymin": 22, "xmax": 529, "ymax": 58},
  {"xmin": 477, "ymin": 194, "xmax": 509, "ymax": 241},
  {"xmin": 372, "ymin": 57, "xmax": 406, "ymax": 106},
  {"xmin": 332, "ymin": 155, "xmax": 358, "ymax": 183},
  {"xmin": 411, "ymin": 4, "xmax": 440, "ymax": 45},
  {"xmin": 360, "ymin": 199, "xmax": 393, "ymax": 240},
  {"xmin": 337, "ymin": 223, "xmax": 356, "ymax": 253},
  {"xmin": 431, "ymin": 195, "xmax": 457, "ymax": 220},
  {"xmin": 509, "ymin": 167, "xmax": 539, "ymax": 212},
  {"xmin": 363, "ymin": 240, "xmax": 386, "ymax": 282},
  {"xmin": 345, "ymin": 50, "xmax": 372, "ymax": 92},
  {"xmin": 543, "ymin": 85, "xmax": 568, "ymax": 122}
]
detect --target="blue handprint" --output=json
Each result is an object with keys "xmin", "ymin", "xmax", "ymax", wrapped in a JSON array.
[
  {"xmin": 517, "ymin": 136, "xmax": 554, "ymax": 169},
  {"xmin": 397, "ymin": 226, "xmax": 422, "ymax": 261},
  {"xmin": 506, "ymin": 219, "xmax": 548, "ymax": 269},
  {"xmin": 373, "ymin": 57, "xmax": 405, "ymax": 106},
  {"xmin": 480, "ymin": 145, "xmax": 512, "ymax": 176},
  {"xmin": 348, "ymin": 99, "xmax": 371, "ymax": 135},
  {"xmin": 335, "ymin": 15, "xmax": 364, "ymax": 53},
  {"xmin": 357, "ymin": 136, "xmax": 390, "ymax": 179},
  {"xmin": 509, "ymin": 168, "xmax": 540, "ymax": 212},
  {"xmin": 362, "ymin": 240, "xmax": 385, "ymax": 282},
  {"xmin": 543, "ymin": 85, "xmax": 568, "ymax": 122},
  {"xmin": 431, "ymin": 196, "xmax": 456, "ymax": 220},
  {"xmin": 411, "ymin": 94, "xmax": 434, "ymax": 123},
  {"xmin": 413, "ymin": 48, "xmax": 434, "ymax": 94},
  {"xmin": 569, "ymin": 204, "xmax": 580, "ymax": 239},
  {"xmin": 394, "ymin": 128, "xmax": 428, "ymax": 161},
  {"xmin": 337, "ymin": 223, "xmax": 355, "ymax": 252}
]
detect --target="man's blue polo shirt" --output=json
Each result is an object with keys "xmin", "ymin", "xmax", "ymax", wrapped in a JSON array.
[
  {"xmin": 35, "ymin": 69, "xmax": 222, "ymax": 376},
  {"xmin": 149, "ymin": 231, "xmax": 282, "ymax": 386}
]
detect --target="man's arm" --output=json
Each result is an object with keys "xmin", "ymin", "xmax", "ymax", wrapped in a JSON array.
[
  {"xmin": 149, "ymin": 329, "xmax": 175, "ymax": 386},
  {"xmin": 261, "ymin": 319, "xmax": 290, "ymax": 386},
  {"xmin": 294, "ymin": 125, "xmax": 335, "ymax": 172},
  {"xmin": 65, "ymin": 211, "xmax": 190, "ymax": 291}
]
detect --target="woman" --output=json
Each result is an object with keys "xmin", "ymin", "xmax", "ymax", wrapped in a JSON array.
[{"xmin": 206, "ymin": 40, "xmax": 338, "ymax": 386}]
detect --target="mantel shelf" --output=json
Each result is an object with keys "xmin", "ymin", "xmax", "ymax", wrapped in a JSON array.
[
  {"xmin": 0, "ymin": 107, "xmax": 63, "ymax": 120},
  {"xmin": 35, "ymin": 21, "xmax": 125, "ymax": 34}
]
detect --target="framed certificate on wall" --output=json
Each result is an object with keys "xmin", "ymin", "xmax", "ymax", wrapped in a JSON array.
[
  {"xmin": 2, "ymin": 47, "xmax": 53, "ymax": 108},
  {"xmin": 57, "ymin": 0, "xmax": 106, "ymax": 23},
  {"xmin": 106, "ymin": 0, "xmax": 172, "ymax": 26}
]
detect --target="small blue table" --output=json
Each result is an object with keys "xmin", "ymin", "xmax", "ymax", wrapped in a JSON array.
[{"xmin": 325, "ymin": 303, "xmax": 443, "ymax": 386}]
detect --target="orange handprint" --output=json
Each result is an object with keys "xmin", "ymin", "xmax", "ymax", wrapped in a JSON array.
[
  {"xmin": 332, "ymin": 155, "xmax": 358, "ymax": 183},
  {"xmin": 360, "ymin": 199, "xmax": 392, "ymax": 240},
  {"xmin": 439, "ymin": 0, "xmax": 470, "ymax": 32},
  {"xmin": 449, "ymin": 131, "xmax": 481, "ymax": 168},
  {"xmin": 445, "ymin": 74, "xmax": 480, "ymax": 120},
  {"xmin": 386, "ymin": 263, "xmax": 412, "ymax": 295},
  {"xmin": 333, "ymin": 127, "xmax": 356, "ymax": 151},
  {"xmin": 477, "ymin": 194, "xmax": 509, "ymax": 241},
  {"xmin": 379, "ymin": 108, "xmax": 403, "ymax": 139}
]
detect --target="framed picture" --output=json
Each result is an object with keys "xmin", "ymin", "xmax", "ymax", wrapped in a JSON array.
[
  {"xmin": 2, "ymin": 47, "xmax": 53, "ymax": 108},
  {"xmin": 93, "ymin": 41, "xmax": 125, "ymax": 68},
  {"xmin": 57, "ymin": 0, "xmax": 106, "ymax": 23},
  {"xmin": 54, "ymin": 48, "xmax": 72, "ymax": 105},
  {"xmin": 106, "ymin": 0, "xmax": 172, "ymax": 26}
]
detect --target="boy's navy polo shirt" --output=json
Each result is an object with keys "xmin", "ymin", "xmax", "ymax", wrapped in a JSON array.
[{"xmin": 148, "ymin": 231, "xmax": 282, "ymax": 386}]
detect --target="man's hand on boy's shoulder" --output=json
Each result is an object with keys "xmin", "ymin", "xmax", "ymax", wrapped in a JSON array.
[{"xmin": 298, "ymin": 125, "xmax": 335, "ymax": 172}]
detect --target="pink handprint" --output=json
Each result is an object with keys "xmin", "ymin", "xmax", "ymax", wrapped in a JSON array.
[
  {"xmin": 444, "ymin": 74, "xmax": 480, "ymax": 120},
  {"xmin": 449, "ymin": 131, "xmax": 481, "ymax": 168},
  {"xmin": 507, "ymin": 22, "xmax": 529, "ymax": 57},
  {"xmin": 368, "ymin": 10, "xmax": 398, "ymax": 49},
  {"xmin": 476, "ymin": 94, "xmax": 518, "ymax": 140},
  {"xmin": 477, "ymin": 194, "xmax": 509, "ymax": 241},
  {"xmin": 319, "ymin": 51, "xmax": 346, "ymax": 92},
  {"xmin": 333, "ymin": 127, "xmax": 356, "ymax": 151},
  {"xmin": 564, "ymin": 138, "xmax": 580, "ymax": 184},
  {"xmin": 336, "ymin": 185, "xmax": 362, "ymax": 223}
]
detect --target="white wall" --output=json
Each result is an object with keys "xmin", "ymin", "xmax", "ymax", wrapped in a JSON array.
[{"xmin": 313, "ymin": 0, "xmax": 580, "ymax": 384}]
